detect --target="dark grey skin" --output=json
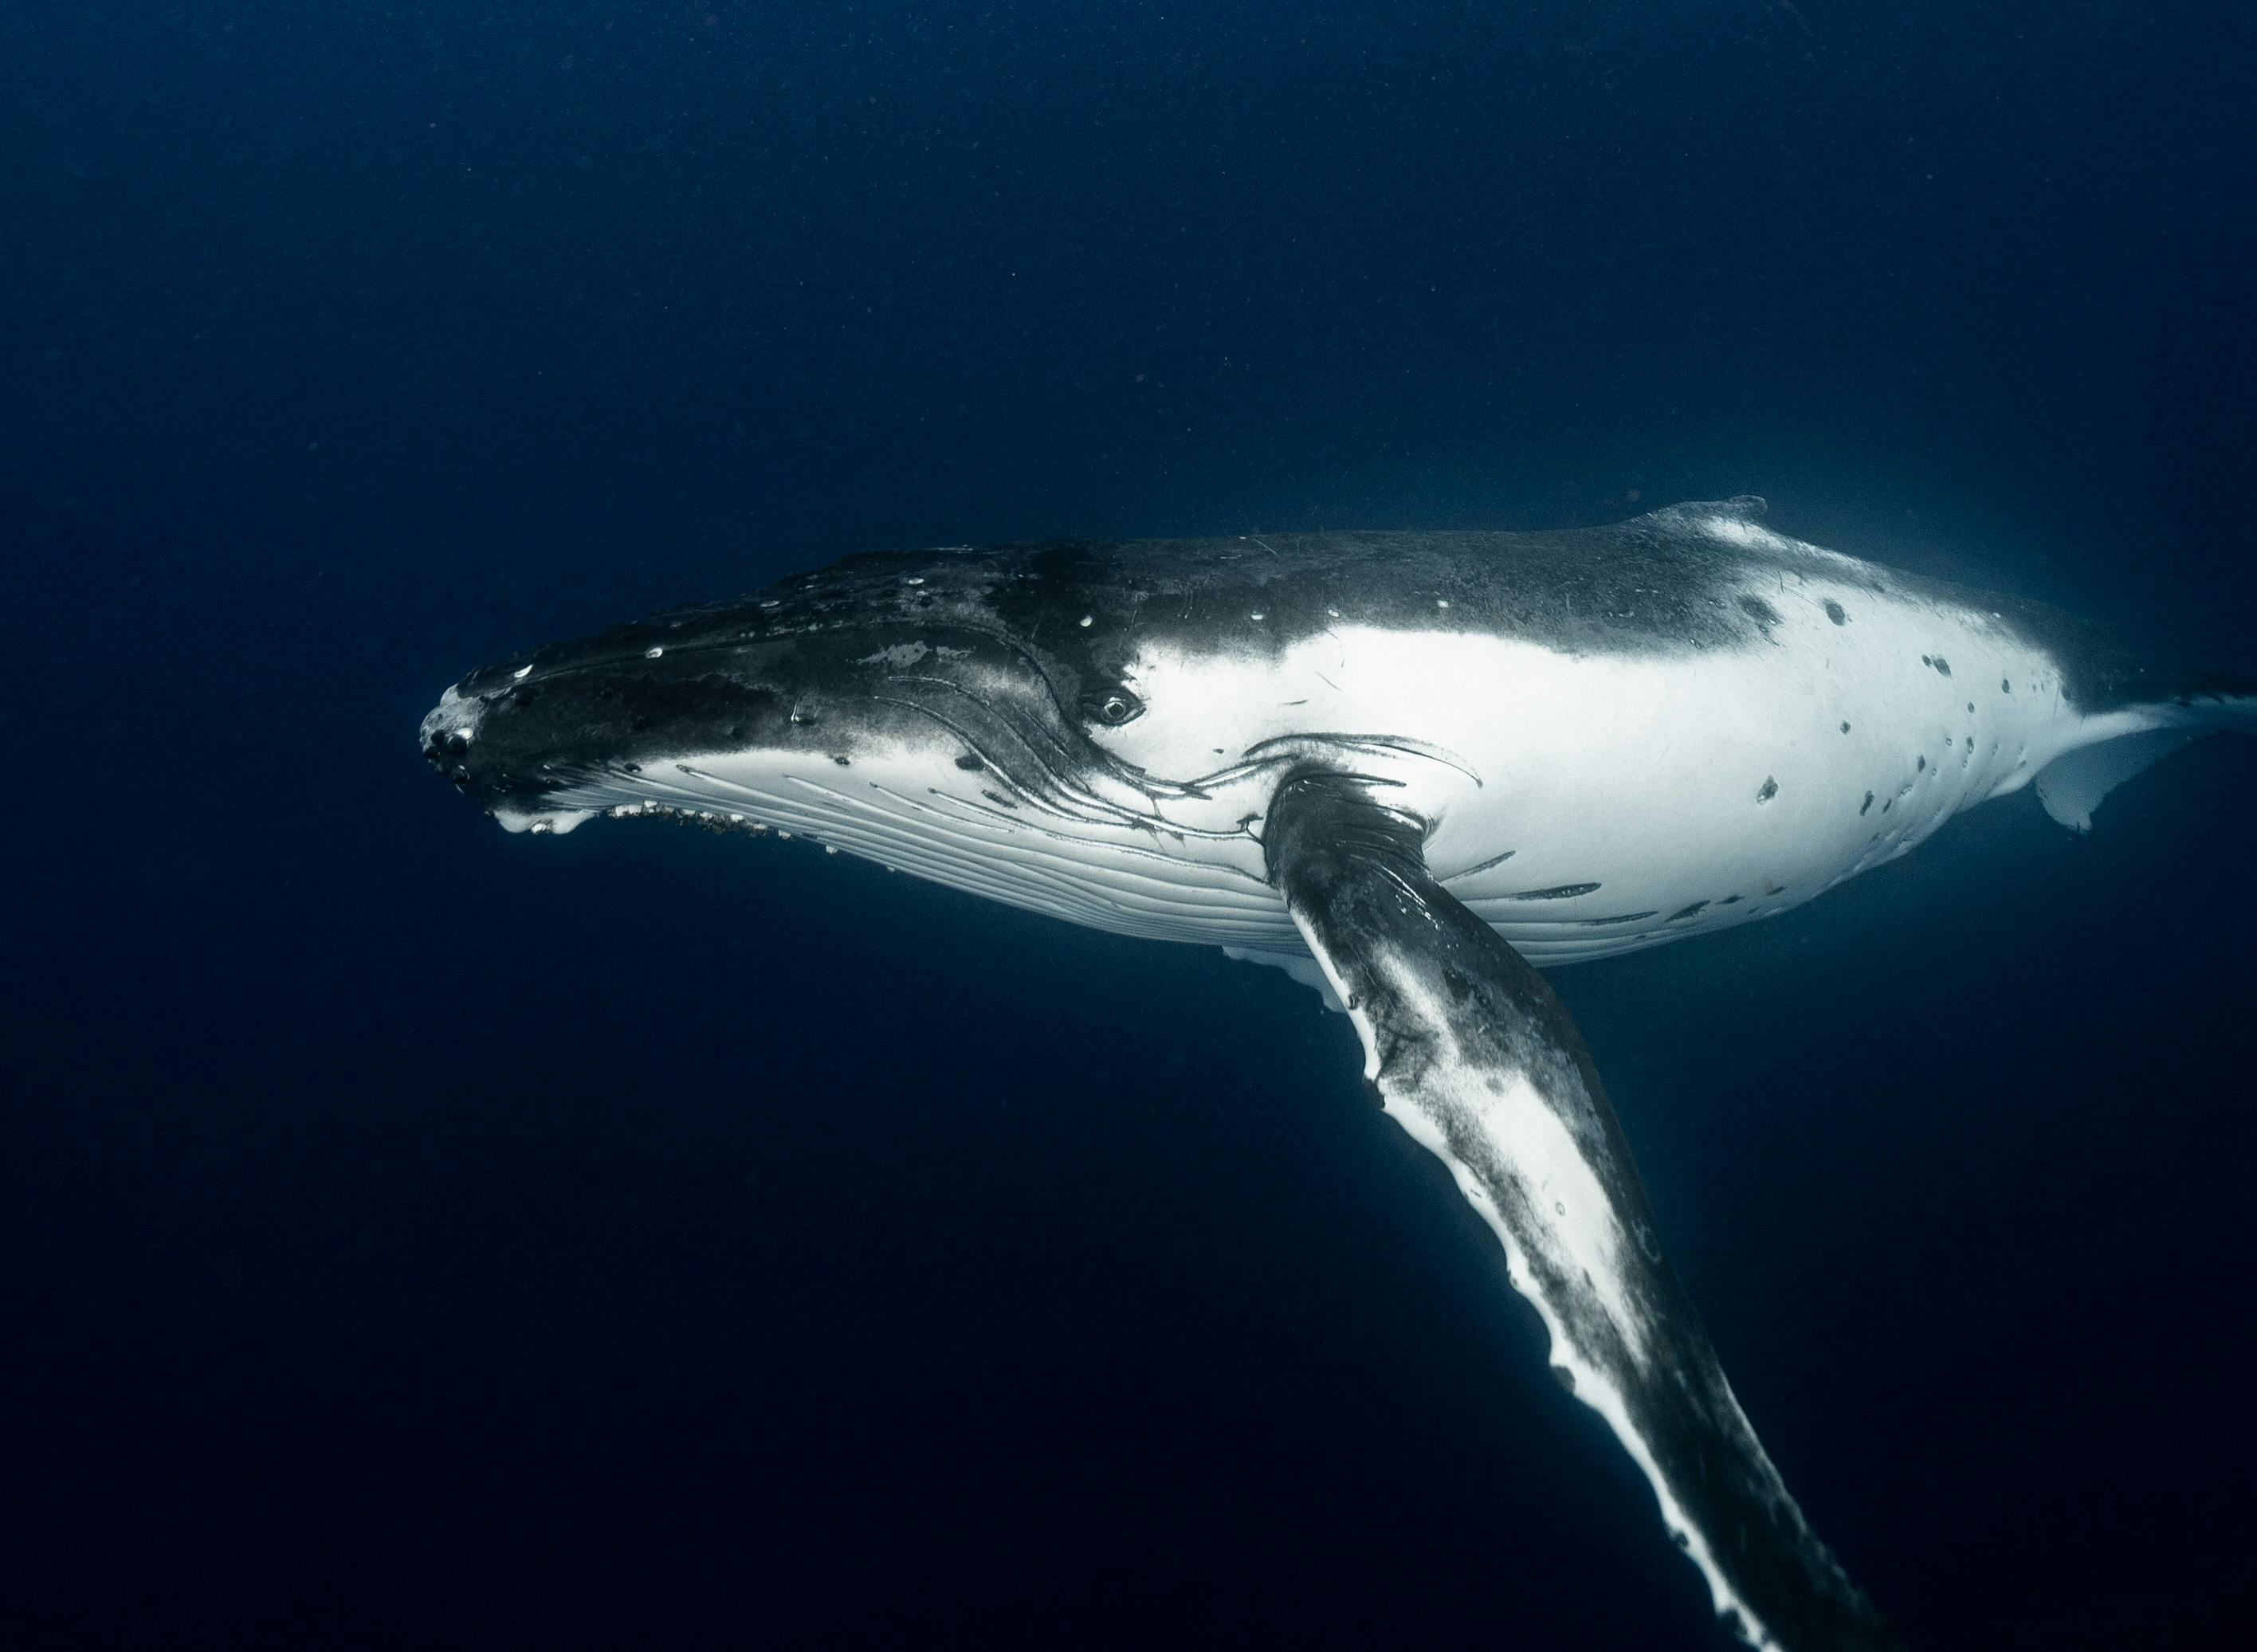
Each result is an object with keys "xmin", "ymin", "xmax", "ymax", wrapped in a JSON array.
[{"xmin": 425, "ymin": 500, "xmax": 2252, "ymax": 1650}]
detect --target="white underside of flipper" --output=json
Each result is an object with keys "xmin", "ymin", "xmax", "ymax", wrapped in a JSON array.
[
  {"xmin": 1311, "ymin": 941, "xmax": 1787, "ymax": 1646},
  {"xmin": 1264, "ymin": 771, "xmax": 1894, "ymax": 1651}
]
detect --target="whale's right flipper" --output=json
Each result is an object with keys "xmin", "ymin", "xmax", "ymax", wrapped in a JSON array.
[{"xmin": 1262, "ymin": 770, "xmax": 1901, "ymax": 1652}]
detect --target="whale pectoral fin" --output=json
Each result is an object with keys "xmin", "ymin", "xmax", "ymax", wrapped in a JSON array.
[{"xmin": 1262, "ymin": 771, "xmax": 1898, "ymax": 1652}]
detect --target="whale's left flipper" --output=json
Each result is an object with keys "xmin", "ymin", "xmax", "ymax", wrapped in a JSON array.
[{"xmin": 1263, "ymin": 771, "xmax": 1901, "ymax": 1652}]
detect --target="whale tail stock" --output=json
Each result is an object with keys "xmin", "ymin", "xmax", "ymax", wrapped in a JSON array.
[{"xmin": 2035, "ymin": 671, "xmax": 2257, "ymax": 834}]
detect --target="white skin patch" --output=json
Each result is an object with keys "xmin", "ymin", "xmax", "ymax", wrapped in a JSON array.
[
  {"xmin": 854, "ymin": 642, "xmax": 932, "ymax": 669},
  {"xmin": 493, "ymin": 803, "xmax": 595, "ymax": 834},
  {"xmin": 1384, "ymin": 955, "xmax": 1648, "ymax": 1351},
  {"xmin": 534, "ymin": 741, "xmax": 1291, "ymax": 948},
  {"xmin": 1101, "ymin": 584, "xmax": 2098, "ymax": 963}
]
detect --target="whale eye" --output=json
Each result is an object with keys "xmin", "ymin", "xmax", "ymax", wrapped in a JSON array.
[{"xmin": 1085, "ymin": 688, "xmax": 1144, "ymax": 726}]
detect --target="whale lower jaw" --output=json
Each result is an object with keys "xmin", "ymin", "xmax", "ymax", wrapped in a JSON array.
[
  {"xmin": 473, "ymin": 747, "xmax": 1802, "ymax": 968},
  {"xmin": 513, "ymin": 747, "xmax": 1296, "ymax": 949}
]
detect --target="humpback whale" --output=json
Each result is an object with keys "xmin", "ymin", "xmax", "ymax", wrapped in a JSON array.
[{"xmin": 422, "ymin": 497, "xmax": 2253, "ymax": 1650}]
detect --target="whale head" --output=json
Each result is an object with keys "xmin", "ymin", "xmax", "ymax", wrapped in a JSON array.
[
  {"xmin": 420, "ymin": 539, "xmax": 1313, "ymax": 942},
  {"xmin": 425, "ymin": 544, "xmax": 1126, "ymax": 823}
]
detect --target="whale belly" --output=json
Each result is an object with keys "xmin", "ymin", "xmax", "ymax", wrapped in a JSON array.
[{"xmin": 1407, "ymin": 616, "xmax": 2069, "ymax": 964}]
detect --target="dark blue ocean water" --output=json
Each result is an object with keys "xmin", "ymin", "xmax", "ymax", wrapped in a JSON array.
[{"xmin": 8, "ymin": 4, "xmax": 2255, "ymax": 1646}]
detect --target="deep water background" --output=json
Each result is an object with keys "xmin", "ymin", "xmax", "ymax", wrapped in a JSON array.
[{"xmin": 7, "ymin": 4, "xmax": 2255, "ymax": 1647}]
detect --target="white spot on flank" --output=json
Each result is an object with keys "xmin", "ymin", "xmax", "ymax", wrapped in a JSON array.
[
  {"xmin": 1436, "ymin": 598, "xmax": 1451, "ymax": 609},
  {"xmin": 904, "ymin": 576, "xmax": 924, "ymax": 586},
  {"xmin": 512, "ymin": 664, "xmax": 532, "ymax": 680},
  {"xmin": 1250, "ymin": 611, "xmax": 1266, "ymax": 622},
  {"xmin": 645, "ymin": 645, "xmax": 664, "ymax": 659},
  {"xmin": 1079, "ymin": 614, "xmax": 1093, "ymax": 627},
  {"xmin": 855, "ymin": 642, "xmax": 930, "ymax": 669}
]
